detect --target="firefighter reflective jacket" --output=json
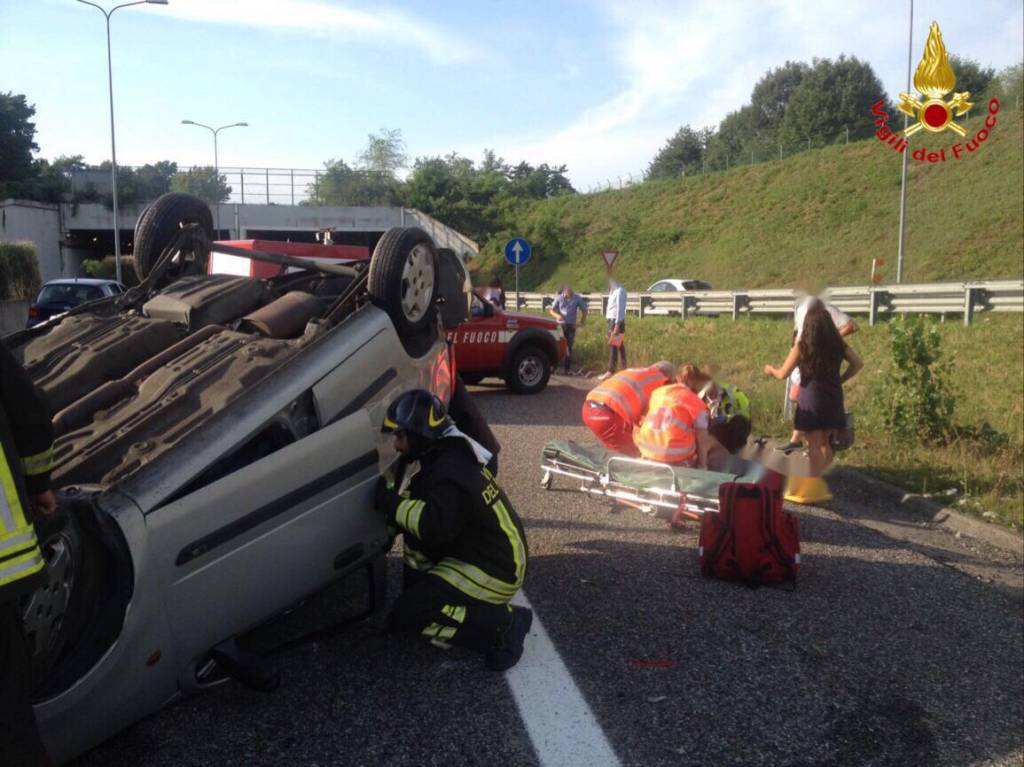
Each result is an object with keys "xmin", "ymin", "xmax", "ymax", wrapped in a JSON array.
[
  {"xmin": 1, "ymin": 341, "xmax": 54, "ymax": 601},
  {"xmin": 382, "ymin": 437, "xmax": 527, "ymax": 605},
  {"xmin": 586, "ymin": 365, "xmax": 671, "ymax": 424},
  {"xmin": 634, "ymin": 384, "xmax": 708, "ymax": 465},
  {"xmin": 700, "ymin": 382, "xmax": 751, "ymax": 423}
]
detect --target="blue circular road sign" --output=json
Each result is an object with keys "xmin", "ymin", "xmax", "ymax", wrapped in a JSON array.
[{"xmin": 504, "ymin": 237, "xmax": 532, "ymax": 266}]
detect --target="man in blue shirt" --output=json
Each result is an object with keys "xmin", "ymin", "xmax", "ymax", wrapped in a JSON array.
[{"xmin": 549, "ymin": 285, "xmax": 588, "ymax": 374}]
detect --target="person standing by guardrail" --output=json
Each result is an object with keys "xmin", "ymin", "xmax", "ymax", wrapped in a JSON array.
[
  {"xmin": 549, "ymin": 284, "xmax": 588, "ymax": 374},
  {"xmin": 786, "ymin": 294, "xmax": 859, "ymax": 448},
  {"xmin": 599, "ymin": 279, "xmax": 628, "ymax": 380},
  {"xmin": 766, "ymin": 299, "xmax": 863, "ymax": 476}
]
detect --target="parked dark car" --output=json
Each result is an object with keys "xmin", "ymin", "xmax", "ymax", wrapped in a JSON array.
[{"xmin": 27, "ymin": 278, "xmax": 126, "ymax": 327}]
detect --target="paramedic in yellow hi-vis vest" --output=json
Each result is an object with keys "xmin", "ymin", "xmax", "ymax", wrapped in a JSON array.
[{"xmin": 1, "ymin": 340, "xmax": 56, "ymax": 767}]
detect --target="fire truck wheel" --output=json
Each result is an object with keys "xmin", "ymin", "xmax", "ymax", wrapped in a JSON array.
[
  {"xmin": 507, "ymin": 344, "xmax": 551, "ymax": 394},
  {"xmin": 133, "ymin": 193, "xmax": 214, "ymax": 280}
]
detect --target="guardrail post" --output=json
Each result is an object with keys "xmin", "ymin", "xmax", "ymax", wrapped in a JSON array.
[
  {"xmin": 869, "ymin": 289, "xmax": 880, "ymax": 326},
  {"xmin": 963, "ymin": 286, "xmax": 977, "ymax": 326},
  {"xmin": 601, "ymin": 296, "xmax": 608, "ymax": 317},
  {"xmin": 680, "ymin": 295, "xmax": 689, "ymax": 320},
  {"xmin": 639, "ymin": 296, "xmax": 646, "ymax": 319},
  {"xmin": 732, "ymin": 294, "xmax": 741, "ymax": 321}
]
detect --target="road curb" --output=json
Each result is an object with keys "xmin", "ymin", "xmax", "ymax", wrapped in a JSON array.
[{"xmin": 834, "ymin": 467, "xmax": 1023, "ymax": 555}]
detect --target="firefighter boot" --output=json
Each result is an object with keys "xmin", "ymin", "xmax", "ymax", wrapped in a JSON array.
[{"xmin": 485, "ymin": 606, "xmax": 533, "ymax": 672}]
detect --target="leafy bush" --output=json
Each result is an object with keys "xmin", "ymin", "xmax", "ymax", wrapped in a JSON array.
[
  {"xmin": 876, "ymin": 316, "xmax": 956, "ymax": 442},
  {"xmin": 81, "ymin": 255, "xmax": 139, "ymax": 286},
  {"xmin": 0, "ymin": 241, "xmax": 42, "ymax": 299}
]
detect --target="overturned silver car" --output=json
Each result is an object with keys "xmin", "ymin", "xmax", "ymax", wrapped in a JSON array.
[{"xmin": 4, "ymin": 193, "xmax": 471, "ymax": 763}]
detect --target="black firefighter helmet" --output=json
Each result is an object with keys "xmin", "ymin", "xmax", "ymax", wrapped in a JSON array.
[{"xmin": 382, "ymin": 389, "xmax": 452, "ymax": 441}]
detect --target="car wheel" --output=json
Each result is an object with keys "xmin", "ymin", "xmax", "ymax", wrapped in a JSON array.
[
  {"xmin": 133, "ymin": 192, "xmax": 214, "ymax": 280},
  {"xmin": 367, "ymin": 227, "xmax": 440, "ymax": 356},
  {"xmin": 19, "ymin": 511, "xmax": 99, "ymax": 684},
  {"xmin": 507, "ymin": 345, "xmax": 551, "ymax": 394}
]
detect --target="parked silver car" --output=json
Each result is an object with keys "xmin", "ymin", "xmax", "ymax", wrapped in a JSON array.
[{"xmin": 3, "ymin": 193, "xmax": 470, "ymax": 763}]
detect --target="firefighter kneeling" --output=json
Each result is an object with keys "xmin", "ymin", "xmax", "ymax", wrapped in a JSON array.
[{"xmin": 374, "ymin": 390, "xmax": 532, "ymax": 671}]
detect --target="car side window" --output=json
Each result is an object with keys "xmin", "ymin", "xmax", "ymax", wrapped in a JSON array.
[{"xmin": 172, "ymin": 422, "xmax": 296, "ymax": 500}]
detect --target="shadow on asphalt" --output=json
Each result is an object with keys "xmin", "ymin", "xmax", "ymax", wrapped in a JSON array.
[
  {"xmin": 469, "ymin": 382, "xmax": 588, "ymax": 426},
  {"xmin": 524, "ymin": 536, "xmax": 1022, "ymax": 766}
]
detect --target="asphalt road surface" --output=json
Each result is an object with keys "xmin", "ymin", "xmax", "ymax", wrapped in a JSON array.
[{"xmin": 72, "ymin": 377, "xmax": 1024, "ymax": 767}]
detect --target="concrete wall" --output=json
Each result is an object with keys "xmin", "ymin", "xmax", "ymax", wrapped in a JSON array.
[
  {"xmin": 0, "ymin": 200, "xmax": 65, "ymax": 282},
  {"xmin": 0, "ymin": 300, "xmax": 30, "ymax": 335},
  {"xmin": 65, "ymin": 202, "xmax": 405, "ymax": 239}
]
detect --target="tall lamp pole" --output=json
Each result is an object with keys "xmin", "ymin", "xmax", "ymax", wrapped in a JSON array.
[
  {"xmin": 181, "ymin": 120, "xmax": 248, "ymax": 235},
  {"xmin": 77, "ymin": 0, "xmax": 168, "ymax": 284},
  {"xmin": 896, "ymin": 0, "xmax": 914, "ymax": 284}
]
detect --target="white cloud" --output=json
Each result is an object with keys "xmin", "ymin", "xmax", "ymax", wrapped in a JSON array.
[
  {"xmin": 472, "ymin": 0, "xmax": 1023, "ymax": 189},
  {"xmin": 154, "ymin": 0, "xmax": 485, "ymax": 64}
]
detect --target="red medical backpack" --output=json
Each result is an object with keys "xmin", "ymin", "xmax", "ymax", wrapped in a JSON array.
[{"xmin": 699, "ymin": 482, "xmax": 800, "ymax": 586}]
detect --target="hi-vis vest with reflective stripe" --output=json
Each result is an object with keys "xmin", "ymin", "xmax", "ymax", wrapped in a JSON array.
[
  {"xmin": 634, "ymin": 384, "xmax": 707, "ymax": 464},
  {"xmin": 0, "ymin": 450, "xmax": 47, "ymax": 590},
  {"xmin": 699, "ymin": 382, "xmax": 751, "ymax": 422},
  {"xmin": 587, "ymin": 366, "xmax": 670, "ymax": 424}
]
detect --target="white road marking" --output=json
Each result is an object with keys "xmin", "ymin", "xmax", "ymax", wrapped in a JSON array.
[{"xmin": 506, "ymin": 593, "xmax": 621, "ymax": 767}]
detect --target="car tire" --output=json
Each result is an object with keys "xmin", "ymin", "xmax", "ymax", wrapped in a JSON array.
[
  {"xmin": 20, "ymin": 510, "xmax": 100, "ymax": 688},
  {"xmin": 367, "ymin": 227, "xmax": 440, "ymax": 356},
  {"xmin": 507, "ymin": 344, "xmax": 551, "ymax": 394},
  {"xmin": 133, "ymin": 192, "xmax": 214, "ymax": 279}
]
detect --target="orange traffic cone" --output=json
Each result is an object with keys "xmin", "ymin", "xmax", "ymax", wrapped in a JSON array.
[{"xmin": 784, "ymin": 475, "xmax": 832, "ymax": 505}]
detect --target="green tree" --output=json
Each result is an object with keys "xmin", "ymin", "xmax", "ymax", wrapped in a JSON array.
[
  {"xmin": 948, "ymin": 56, "xmax": 995, "ymax": 100},
  {"xmin": 306, "ymin": 158, "xmax": 400, "ymax": 206},
  {"xmin": 170, "ymin": 166, "xmax": 231, "ymax": 203},
  {"xmin": 359, "ymin": 128, "xmax": 407, "ymax": 177},
  {"xmin": 705, "ymin": 106, "xmax": 755, "ymax": 169},
  {"xmin": 646, "ymin": 125, "xmax": 711, "ymax": 179},
  {"xmin": 778, "ymin": 55, "xmax": 889, "ymax": 146},
  {"xmin": 986, "ymin": 61, "xmax": 1023, "ymax": 106},
  {"xmin": 0, "ymin": 92, "xmax": 40, "ymax": 197}
]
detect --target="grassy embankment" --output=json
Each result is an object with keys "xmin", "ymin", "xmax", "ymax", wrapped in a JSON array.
[
  {"xmin": 553, "ymin": 313, "xmax": 1023, "ymax": 528},
  {"xmin": 472, "ymin": 108, "xmax": 1022, "ymax": 526},
  {"xmin": 473, "ymin": 108, "xmax": 1023, "ymax": 291}
]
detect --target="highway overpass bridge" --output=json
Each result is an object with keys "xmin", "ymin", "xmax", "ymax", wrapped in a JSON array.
[{"xmin": 1, "ymin": 199, "xmax": 478, "ymax": 282}]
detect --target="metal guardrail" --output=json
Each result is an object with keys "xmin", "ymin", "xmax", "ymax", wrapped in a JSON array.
[{"xmin": 513, "ymin": 280, "xmax": 1024, "ymax": 326}]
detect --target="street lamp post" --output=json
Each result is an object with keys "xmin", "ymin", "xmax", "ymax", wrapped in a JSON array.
[
  {"xmin": 181, "ymin": 120, "xmax": 248, "ymax": 235},
  {"xmin": 896, "ymin": 0, "xmax": 914, "ymax": 284},
  {"xmin": 77, "ymin": 0, "xmax": 168, "ymax": 284}
]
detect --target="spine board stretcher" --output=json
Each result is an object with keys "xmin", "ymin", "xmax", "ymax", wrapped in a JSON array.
[{"xmin": 540, "ymin": 440, "xmax": 772, "ymax": 521}]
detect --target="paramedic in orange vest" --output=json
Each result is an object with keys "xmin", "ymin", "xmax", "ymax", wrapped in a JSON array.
[
  {"xmin": 634, "ymin": 374, "xmax": 722, "ymax": 467},
  {"xmin": 581, "ymin": 362, "xmax": 675, "ymax": 455}
]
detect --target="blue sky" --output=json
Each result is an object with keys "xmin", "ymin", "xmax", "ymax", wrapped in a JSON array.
[{"xmin": 2, "ymin": 0, "xmax": 1022, "ymax": 189}]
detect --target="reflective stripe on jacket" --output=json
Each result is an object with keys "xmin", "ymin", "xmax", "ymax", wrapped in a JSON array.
[
  {"xmin": 634, "ymin": 384, "xmax": 708, "ymax": 464},
  {"xmin": 700, "ymin": 382, "xmax": 751, "ymax": 422},
  {"xmin": 0, "ymin": 455, "xmax": 45, "ymax": 589},
  {"xmin": 586, "ymin": 366, "xmax": 669, "ymax": 424},
  {"xmin": 1, "ymin": 340, "xmax": 54, "ymax": 599}
]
